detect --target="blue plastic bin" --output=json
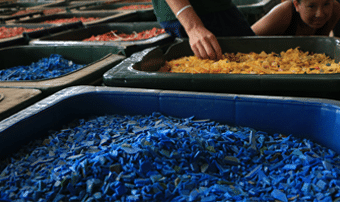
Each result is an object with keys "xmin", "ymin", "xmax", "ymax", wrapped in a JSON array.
[{"xmin": 0, "ymin": 85, "xmax": 339, "ymax": 159}]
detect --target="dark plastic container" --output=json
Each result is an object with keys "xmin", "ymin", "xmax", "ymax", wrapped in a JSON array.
[
  {"xmin": 0, "ymin": 1, "xmax": 15, "ymax": 6},
  {"xmin": 0, "ymin": 1, "xmax": 56, "ymax": 9},
  {"xmin": 0, "ymin": 2, "xmax": 56, "ymax": 16},
  {"xmin": 0, "ymin": 87, "xmax": 42, "ymax": 122},
  {"xmin": 0, "ymin": 10, "xmax": 44, "ymax": 23},
  {"xmin": 0, "ymin": 8, "xmax": 17, "ymax": 16},
  {"xmin": 0, "ymin": 2, "xmax": 62, "ymax": 16},
  {"xmin": 0, "ymin": 21, "xmax": 83, "ymax": 48},
  {"xmin": 6, "ymin": 10, "xmax": 142, "ymax": 26},
  {"xmin": 103, "ymin": 36, "xmax": 340, "ymax": 100},
  {"xmin": 27, "ymin": 0, "xmax": 103, "ymax": 11},
  {"xmin": 0, "ymin": 85, "xmax": 339, "ymax": 159},
  {"xmin": 29, "ymin": 22, "xmax": 175, "ymax": 56},
  {"xmin": 232, "ymin": 0, "xmax": 281, "ymax": 25},
  {"xmin": 0, "ymin": 45, "xmax": 125, "ymax": 95}
]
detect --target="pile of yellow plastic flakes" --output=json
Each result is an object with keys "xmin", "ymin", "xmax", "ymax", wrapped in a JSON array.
[{"xmin": 164, "ymin": 47, "xmax": 340, "ymax": 74}]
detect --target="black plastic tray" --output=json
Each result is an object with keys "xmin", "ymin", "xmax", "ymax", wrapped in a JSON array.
[
  {"xmin": 232, "ymin": 0, "xmax": 281, "ymax": 25},
  {"xmin": 27, "ymin": 0, "xmax": 102, "ymax": 11},
  {"xmin": 75, "ymin": 2, "xmax": 156, "ymax": 21},
  {"xmin": 0, "ymin": 1, "xmax": 15, "ymax": 6},
  {"xmin": 0, "ymin": 2, "xmax": 67, "ymax": 17},
  {"xmin": 0, "ymin": 44, "xmax": 125, "ymax": 96},
  {"xmin": 0, "ymin": 10, "xmax": 44, "ymax": 23},
  {"xmin": 0, "ymin": 21, "xmax": 83, "ymax": 48},
  {"xmin": 0, "ymin": 2, "xmax": 63, "ymax": 17},
  {"xmin": 0, "ymin": 8, "xmax": 17, "ymax": 16},
  {"xmin": 103, "ymin": 36, "xmax": 340, "ymax": 100},
  {"xmin": 233, "ymin": 0, "xmax": 280, "ymax": 14},
  {"xmin": 30, "ymin": 22, "xmax": 175, "ymax": 56},
  {"xmin": 6, "ymin": 10, "xmax": 141, "ymax": 26},
  {"xmin": 0, "ymin": 1, "xmax": 56, "ymax": 9}
]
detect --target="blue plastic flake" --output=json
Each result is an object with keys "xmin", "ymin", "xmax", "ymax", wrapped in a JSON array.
[
  {"xmin": 126, "ymin": 195, "xmax": 140, "ymax": 202},
  {"xmin": 224, "ymin": 156, "xmax": 240, "ymax": 165},
  {"xmin": 282, "ymin": 164, "xmax": 299, "ymax": 171},
  {"xmin": 1, "ymin": 113, "xmax": 340, "ymax": 201},
  {"xmin": 316, "ymin": 179, "xmax": 327, "ymax": 190},
  {"xmin": 134, "ymin": 178, "xmax": 152, "ymax": 187},
  {"xmin": 245, "ymin": 164, "xmax": 262, "ymax": 179},
  {"xmin": 115, "ymin": 183, "xmax": 127, "ymax": 196},
  {"xmin": 322, "ymin": 160, "xmax": 333, "ymax": 170},
  {"xmin": 248, "ymin": 131, "xmax": 258, "ymax": 154},
  {"xmin": 0, "ymin": 54, "xmax": 85, "ymax": 81},
  {"xmin": 271, "ymin": 189, "xmax": 288, "ymax": 202},
  {"xmin": 120, "ymin": 145, "xmax": 142, "ymax": 154}
]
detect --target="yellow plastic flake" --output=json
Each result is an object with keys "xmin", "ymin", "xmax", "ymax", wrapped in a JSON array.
[{"xmin": 164, "ymin": 47, "xmax": 340, "ymax": 74}]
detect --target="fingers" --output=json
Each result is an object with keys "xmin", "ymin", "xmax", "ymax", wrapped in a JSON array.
[
  {"xmin": 191, "ymin": 41, "xmax": 209, "ymax": 60},
  {"xmin": 190, "ymin": 35, "xmax": 222, "ymax": 61},
  {"xmin": 210, "ymin": 37, "xmax": 223, "ymax": 60}
]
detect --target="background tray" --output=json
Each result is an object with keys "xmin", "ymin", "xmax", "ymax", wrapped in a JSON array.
[
  {"xmin": 0, "ymin": 21, "xmax": 82, "ymax": 48},
  {"xmin": 232, "ymin": 0, "xmax": 281, "ymax": 25},
  {"xmin": 0, "ymin": 44, "xmax": 125, "ymax": 95},
  {"xmin": 5, "ymin": 10, "xmax": 138, "ymax": 26},
  {"xmin": 27, "ymin": 0, "xmax": 102, "ymax": 10},
  {"xmin": 30, "ymin": 22, "xmax": 175, "ymax": 56}
]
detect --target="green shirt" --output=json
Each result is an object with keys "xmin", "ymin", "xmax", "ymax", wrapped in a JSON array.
[{"xmin": 152, "ymin": 0, "xmax": 234, "ymax": 23}]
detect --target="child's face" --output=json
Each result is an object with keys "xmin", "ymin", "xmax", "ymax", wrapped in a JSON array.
[{"xmin": 293, "ymin": 0, "xmax": 333, "ymax": 29}]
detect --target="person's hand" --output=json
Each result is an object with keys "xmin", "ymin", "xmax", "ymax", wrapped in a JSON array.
[{"xmin": 187, "ymin": 26, "xmax": 223, "ymax": 60}]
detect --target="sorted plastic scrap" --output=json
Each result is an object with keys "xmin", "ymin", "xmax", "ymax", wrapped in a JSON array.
[
  {"xmin": 11, "ymin": 9, "xmax": 38, "ymax": 16},
  {"xmin": 165, "ymin": 47, "xmax": 340, "ymax": 74},
  {"xmin": 0, "ymin": 112, "xmax": 340, "ymax": 201},
  {"xmin": 0, "ymin": 26, "xmax": 44, "ymax": 39},
  {"xmin": 83, "ymin": 27, "xmax": 166, "ymax": 42},
  {"xmin": 115, "ymin": 4, "xmax": 153, "ymax": 10},
  {"xmin": 10, "ymin": 8, "xmax": 65, "ymax": 16},
  {"xmin": 0, "ymin": 54, "xmax": 85, "ymax": 81},
  {"xmin": 42, "ymin": 17, "xmax": 100, "ymax": 24}
]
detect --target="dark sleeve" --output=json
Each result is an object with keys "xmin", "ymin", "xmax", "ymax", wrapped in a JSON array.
[{"xmin": 334, "ymin": 0, "xmax": 340, "ymax": 37}]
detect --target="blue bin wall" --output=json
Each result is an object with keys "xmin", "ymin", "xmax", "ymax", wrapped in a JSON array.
[{"xmin": 0, "ymin": 86, "xmax": 339, "ymax": 159}]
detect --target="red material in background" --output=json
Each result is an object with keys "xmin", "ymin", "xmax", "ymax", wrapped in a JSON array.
[
  {"xmin": 12, "ymin": 8, "xmax": 65, "ymax": 16},
  {"xmin": 115, "ymin": 4, "xmax": 153, "ymax": 10},
  {"xmin": 83, "ymin": 27, "xmax": 165, "ymax": 41},
  {"xmin": 0, "ymin": 26, "xmax": 43, "ymax": 39},
  {"xmin": 42, "ymin": 17, "xmax": 100, "ymax": 24}
]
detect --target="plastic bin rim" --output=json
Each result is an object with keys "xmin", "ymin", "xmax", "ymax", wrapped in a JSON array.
[{"xmin": 1, "ymin": 85, "xmax": 339, "ymax": 131}]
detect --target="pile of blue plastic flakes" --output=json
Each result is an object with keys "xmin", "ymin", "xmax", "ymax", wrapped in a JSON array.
[
  {"xmin": 0, "ymin": 54, "xmax": 85, "ymax": 81},
  {"xmin": 0, "ymin": 112, "xmax": 339, "ymax": 202}
]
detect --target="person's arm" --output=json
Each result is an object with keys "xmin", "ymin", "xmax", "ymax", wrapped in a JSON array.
[
  {"xmin": 251, "ymin": 1, "xmax": 293, "ymax": 36},
  {"xmin": 165, "ymin": 0, "xmax": 222, "ymax": 60}
]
